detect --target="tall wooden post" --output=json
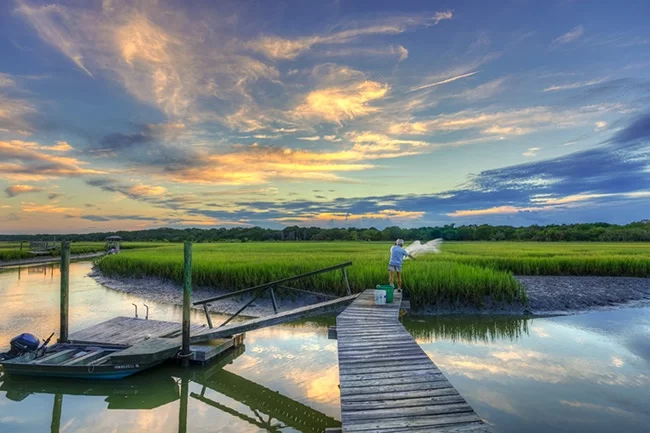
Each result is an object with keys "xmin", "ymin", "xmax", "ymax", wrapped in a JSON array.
[
  {"xmin": 181, "ymin": 241, "xmax": 192, "ymax": 367},
  {"xmin": 59, "ymin": 241, "xmax": 70, "ymax": 343}
]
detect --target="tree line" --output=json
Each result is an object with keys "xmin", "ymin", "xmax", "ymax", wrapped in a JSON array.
[{"xmin": 2, "ymin": 220, "xmax": 649, "ymax": 242}]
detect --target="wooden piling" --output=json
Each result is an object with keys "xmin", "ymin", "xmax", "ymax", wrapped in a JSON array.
[
  {"xmin": 181, "ymin": 241, "xmax": 192, "ymax": 367},
  {"xmin": 59, "ymin": 241, "xmax": 70, "ymax": 343}
]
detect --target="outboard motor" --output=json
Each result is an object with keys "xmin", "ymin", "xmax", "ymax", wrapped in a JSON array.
[{"xmin": 0, "ymin": 333, "xmax": 40, "ymax": 361}]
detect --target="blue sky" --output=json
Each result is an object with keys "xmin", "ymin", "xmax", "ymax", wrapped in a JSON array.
[{"xmin": 0, "ymin": 0, "xmax": 649, "ymax": 233}]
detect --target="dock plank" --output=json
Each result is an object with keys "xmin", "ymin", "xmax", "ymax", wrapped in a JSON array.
[{"xmin": 336, "ymin": 290, "xmax": 491, "ymax": 433}]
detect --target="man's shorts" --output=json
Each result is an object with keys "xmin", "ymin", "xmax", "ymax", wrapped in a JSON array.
[{"xmin": 388, "ymin": 265, "xmax": 402, "ymax": 272}]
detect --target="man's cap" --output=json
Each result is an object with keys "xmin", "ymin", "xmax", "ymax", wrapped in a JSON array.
[{"xmin": 396, "ymin": 239, "xmax": 404, "ymax": 245}]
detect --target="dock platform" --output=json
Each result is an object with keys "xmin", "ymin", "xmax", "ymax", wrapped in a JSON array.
[
  {"xmin": 336, "ymin": 290, "xmax": 491, "ymax": 433},
  {"xmin": 68, "ymin": 317, "xmax": 242, "ymax": 365}
]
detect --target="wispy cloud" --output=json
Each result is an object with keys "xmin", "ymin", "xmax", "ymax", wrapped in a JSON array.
[
  {"xmin": 551, "ymin": 25, "xmax": 585, "ymax": 46},
  {"xmin": 455, "ymin": 77, "xmax": 508, "ymax": 100},
  {"xmin": 16, "ymin": 1, "xmax": 280, "ymax": 127},
  {"xmin": 409, "ymin": 71, "xmax": 478, "ymax": 92},
  {"xmin": 15, "ymin": 3, "xmax": 94, "ymax": 77},
  {"xmin": 0, "ymin": 95, "xmax": 36, "ymax": 135},
  {"xmin": 320, "ymin": 45, "xmax": 409, "ymax": 62},
  {"xmin": 543, "ymin": 78, "xmax": 607, "ymax": 92},
  {"xmin": 388, "ymin": 103, "xmax": 631, "ymax": 135},
  {"xmin": 0, "ymin": 73, "xmax": 16, "ymax": 88},
  {"xmin": 247, "ymin": 12, "xmax": 453, "ymax": 60}
]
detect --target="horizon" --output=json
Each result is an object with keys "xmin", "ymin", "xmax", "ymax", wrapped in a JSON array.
[
  {"xmin": 2, "ymin": 220, "xmax": 647, "ymax": 238},
  {"xmin": 1, "ymin": 0, "xmax": 649, "ymax": 234}
]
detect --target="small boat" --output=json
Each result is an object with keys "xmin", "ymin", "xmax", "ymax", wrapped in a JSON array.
[{"xmin": 0, "ymin": 333, "xmax": 179, "ymax": 380}]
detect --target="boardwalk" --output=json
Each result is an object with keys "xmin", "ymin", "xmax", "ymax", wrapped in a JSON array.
[{"xmin": 336, "ymin": 290, "xmax": 491, "ymax": 433}]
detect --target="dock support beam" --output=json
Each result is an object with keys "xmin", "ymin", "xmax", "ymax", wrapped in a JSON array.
[
  {"xmin": 59, "ymin": 241, "xmax": 70, "ymax": 343},
  {"xmin": 181, "ymin": 241, "xmax": 192, "ymax": 367}
]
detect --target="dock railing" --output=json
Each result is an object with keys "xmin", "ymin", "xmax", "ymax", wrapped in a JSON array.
[{"xmin": 193, "ymin": 261, "xmax": 353, "ymax": 329}]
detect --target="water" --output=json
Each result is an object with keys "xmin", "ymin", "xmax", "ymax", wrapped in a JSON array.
[{"xmin": 1, "ymin": 262, "xmax": 649, "ymax": 432}]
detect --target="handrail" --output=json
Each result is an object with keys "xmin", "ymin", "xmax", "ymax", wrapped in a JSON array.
[{"xmin": 193, "ymin": 261, "xmax": 352, "ymax": 306}]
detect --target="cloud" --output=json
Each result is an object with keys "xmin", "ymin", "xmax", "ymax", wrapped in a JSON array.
[
  {"xmin": 552, "ymin": 25, "xmax": 585, "ymax": 46},
  {"xmin": 21, "ymin": 202, "xmax": 80, "ymax": 215},
  {"xmin": 456, "ymin": 77, "xmax": 508, "ymax": 100},
  {"xmin": 167, "ymin": 145, "xmax": 374, "ymax": 185},
  {"xmin": 0, "ymin": 74, "xmax": 16, "ymax": 88},
  {"xmin": 522, "ymin": 147, "xmax": 541, "ymax": 157},
  {"xmin": 49, "ymin": 141, "xmax": 73, "ymax": 152},
  {"xmin": 85, "ymin": 178, "xmax": 168, "ymax": 200},
  {"xmin": 594, "ymin": 121, "xmax": 608, "ymax": 131},
  {"xmin": 348, "ymin": 132, "xmax": 428, "ymax": 158},
  {"xmin": 482, "ymin": 125, "xmax": 532, "ymax": 136},
  {"xmin": 543, "ymin": 78, "xmax": 607, "ymax": 92},
  {"xmin": 15, "ymin": 3, "xmax": 94, "ymax": 77},
  {"xmin": 409, "ymin": 71, "xmax": 478, "ymax": 92},
  {"xmin": 388, "ymin": 103, "xmax": 631, "ymax": 135},
  {"xmin": 16, "ymin": 1, "xmax": 280, "ymax": 127},
  {"xmin": 247, "ymin": 12, "xmax": 453, "ymax": 60},
  {"xmin": 447, "ymin": 205, "xmax": 549, "ymax": 217},
  {"xmin": 219, "ymin": 113, "xmax": 650, "ymax": 227},
  {"xmin": 0, "ymin": 95, "xmax": 36, "ymax": 135},
  {"xmin": 5, "ymin": 184, "xmax": 42, "ymax": 197},
  {"xmin": 127, "ymin": 184, "xmax": 167, "ymax": 197},
  {"xmin": 272, "ymin": 209, "xmax": 424, "ymax": 224},
  {"xmin": 609, "ymin": 112, "xmax": 650, "ymax": 144},
  {"xmin": 320, "ymin": 45, "xmax": 409, "ymax": 62},
  {"xmin": 0, "ymin": 140, "xmax": 104, "ymax": 181},
  {"xmin": 295, "ymin": 80, "xmax": 389, "ymax": 125}
]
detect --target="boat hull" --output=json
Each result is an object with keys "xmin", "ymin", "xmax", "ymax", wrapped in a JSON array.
[{"xmin": 0, "ymin": 362, "xmax": 162, "ymax": 380}]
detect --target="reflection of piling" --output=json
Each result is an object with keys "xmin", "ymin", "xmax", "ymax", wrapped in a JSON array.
[
  {"xmin": 59, "ymin": 241, "xmax": 70, "ymax": 343},
  {"xmin": 178, "ymin": 376, "xmax": 189, "ymax": 433},
  {"xmin": 50, "ymin": 394, "xmax": 62, "ymax": 433},
  {"xmin": 181, "ymin": 241, "xmax": 192, "ymax": 367}
]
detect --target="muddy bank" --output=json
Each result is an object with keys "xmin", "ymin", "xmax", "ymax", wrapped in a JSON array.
[
  {"xmin": 517, "ymin": 275, "xmax": 650, "ymax": 315},
  {"xmin": 89, "ymin": 269, "xmax": 342, "ymax": 318},
  {"xmin": 89, "ymin": 269, "xmax": 650, "ymax": 317},
  {"xmin": 415, "ymin": 276, "xmax": 650, "ymax": 316},
  {"xmin": 0, "ymin": 252, "xmax": 105, "ymax": 269}
]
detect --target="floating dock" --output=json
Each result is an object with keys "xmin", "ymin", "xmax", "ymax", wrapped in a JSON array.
[
  {"xmin": 68, "ymin": 316, "xmax": 244, "ymax": 365},
  {"xmin": 335, "ymin": 290, "xmax": 491, "ymax": 433}
]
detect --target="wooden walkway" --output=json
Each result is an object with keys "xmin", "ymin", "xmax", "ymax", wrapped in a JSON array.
[
  {"xmin": 336, "ymin": 290, "xmax": 491, "ymax": 433},
  {"xmin": 189, "ymin": 293, "xmax": 359, "ymax": 342}
]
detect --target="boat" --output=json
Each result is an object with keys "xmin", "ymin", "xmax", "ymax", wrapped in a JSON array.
[{"xmin": 0, "ymin": 333, "xmax": 180, "ymax": 380}]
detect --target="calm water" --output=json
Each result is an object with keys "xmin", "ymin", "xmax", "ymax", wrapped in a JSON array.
[{"xmin": 1, "ymin": 262, "xmax": 649, "ymax": 432}]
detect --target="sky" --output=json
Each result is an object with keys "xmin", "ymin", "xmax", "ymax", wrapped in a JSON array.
[{"xmin": 1, "ymin": 0, "xmax": 649, "ymax": 234}]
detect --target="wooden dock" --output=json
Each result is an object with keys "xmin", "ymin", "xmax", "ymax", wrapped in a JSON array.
[
  {"xmin": 65, "ymin": 292, "xmax": 357, "ymax": 365},
  {"xmin": 68, "ymin": 317, "xmax": 241, "ymax": 365},
  {"xmin": 336, "ymin": 290, "xmax": 491, "ymax": 433}
]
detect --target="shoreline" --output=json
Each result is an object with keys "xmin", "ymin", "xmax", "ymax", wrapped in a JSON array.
[
  {"xmin": 89, "ymin": 268, "xmax": 650, "ymax": 317},
  {"xmin": 0, "ymin": 252, "xmax": 105, "ymax": 269}
]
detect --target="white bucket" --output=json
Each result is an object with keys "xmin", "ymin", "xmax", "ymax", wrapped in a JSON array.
[{"xmin": 374, "ymin": 289, "xmax": 386, "ymax": 305}]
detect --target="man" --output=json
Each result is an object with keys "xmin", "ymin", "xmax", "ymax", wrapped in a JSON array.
[{"xmin": 388, "ymin": 239, "xmax": 415, "ymax": 291}]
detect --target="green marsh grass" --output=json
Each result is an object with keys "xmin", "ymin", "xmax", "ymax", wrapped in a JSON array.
[{"xmin": 96, "ymin": 242, "xmax": 527, "ymax": 308}]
